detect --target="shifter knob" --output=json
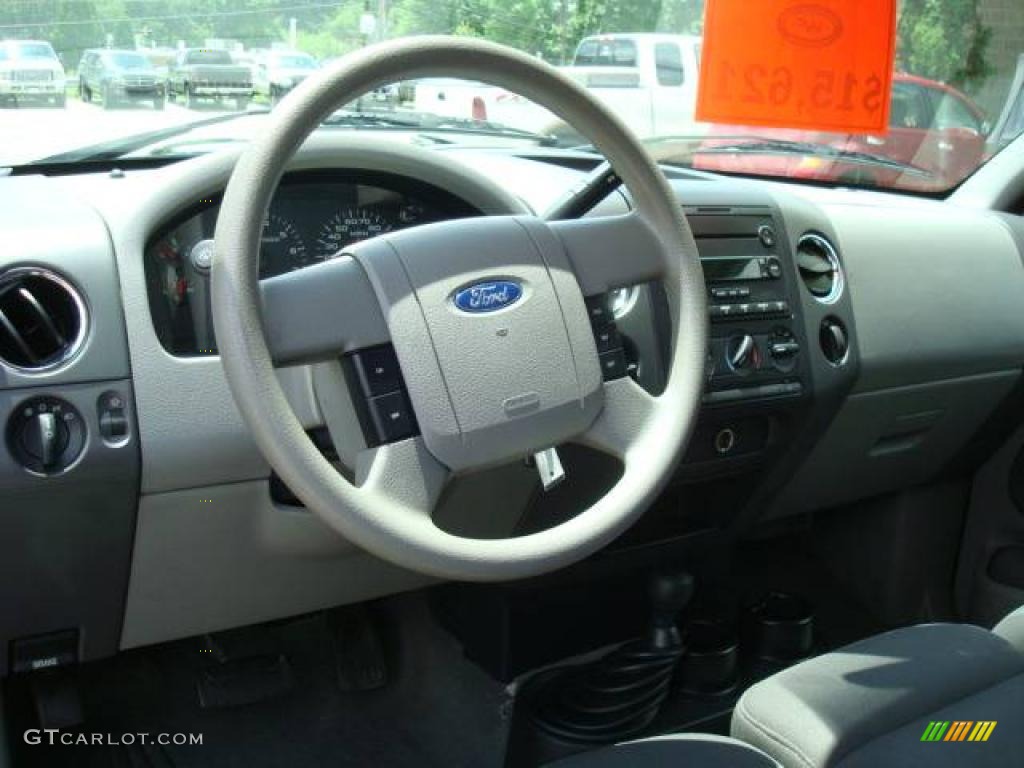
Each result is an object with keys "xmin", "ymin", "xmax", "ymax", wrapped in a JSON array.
[{"xmin": 648, "ymin": 572, "xmax": 695, "ymax": 649}]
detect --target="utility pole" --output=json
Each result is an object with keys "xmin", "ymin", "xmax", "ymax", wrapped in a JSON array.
[
  {"xmin": 559, "ymin": 0, "xmax": 569, "ymax": 64},
  {"xmin": 377, "ymin": 0, "xmax": 389, "ymax": 42},
  {"xmin": 289, "ymin": 18, "xmax": 297, "ymax": 49}
]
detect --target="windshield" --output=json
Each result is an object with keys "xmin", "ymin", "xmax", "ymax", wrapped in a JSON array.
[
  {"xmin": 0, "ymin": 1, "xmax": 1022, "ymax": 195},
  {"xmin": 2, "ymin": 42, "xmax": 57, "ymax": 60},
  {"xmin": 270, "ymin": 54, "xmax": 316, "ymax": 69},
  {"xmin": 185, "ymin": 49, "xmax": 233, "ymax": 65},
  {"xmin": 106, "ymin": 52, "xmax": 149, "ymax": 69}
]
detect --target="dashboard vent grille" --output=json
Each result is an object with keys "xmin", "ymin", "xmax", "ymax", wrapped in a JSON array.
[
  {"xmin": 795, "ymin": 234, "xmax": 843, "ymax": 303},
  {"xmin": 0, "ymin": 268, "xmax": 87, "ymax": 372}
]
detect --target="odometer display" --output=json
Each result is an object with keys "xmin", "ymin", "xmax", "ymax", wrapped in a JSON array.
[{"xmin": 315, "ymin": 208, "xmax": 393, "ymax": 260}]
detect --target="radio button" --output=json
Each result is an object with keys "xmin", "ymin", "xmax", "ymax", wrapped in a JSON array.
[
  {"xmin": 585, "ymin": 295, "xmax": 613, "ymax": 326},
  {"xmin": 599, "ymin": 348, "xmax": 628, "ymax": 380},
  {"xmin": 710, "ymin": 304, "xmax": 734, "ymax": 319},
  {"xmin": 593, "ymin": 323, "xmax": 621, "ymax": 354}
]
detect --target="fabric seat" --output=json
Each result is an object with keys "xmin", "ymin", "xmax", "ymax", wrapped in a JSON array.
[
  {"xmin": 731, "ymin": 606, "xmax": 1024, "ymax": 767},
  {"xmin": 546, "ymin": 734, "xmax": 781, "ymax": 767}
]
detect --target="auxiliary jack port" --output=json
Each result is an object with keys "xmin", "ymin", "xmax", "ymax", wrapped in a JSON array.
[{"xmin": 714, "ymin": 427, "xmax": 737, "ymax": 455}]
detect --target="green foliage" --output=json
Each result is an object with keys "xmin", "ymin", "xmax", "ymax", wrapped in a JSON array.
[
  {"xmin": 897, "ymin": 0, "xmax": 993, "ymax": 90},
  {"xmin": 0, "ymin": 0, "xmax": 706, "ymax": 67}
]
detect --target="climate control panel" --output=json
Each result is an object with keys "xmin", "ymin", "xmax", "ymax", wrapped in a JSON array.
[{"xmin": 694, "ymin": 213, "xmax": 808, "ymax": 407}]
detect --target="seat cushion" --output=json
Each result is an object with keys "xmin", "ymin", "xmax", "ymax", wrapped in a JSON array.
[
  {"xmin": 545, "ymin": 734, "xmax": 781, "ymax": 767},
  {"xmin": 993, "ymin": 603, "xmax": 1024, "ymax": 653},
  {"xmin": 835, "ymin": 671, "xmax": 1024, "ymax": 768},
  {"xmin": 731, "ymin": 623, "xmax": 1024, "ymax": 768}
]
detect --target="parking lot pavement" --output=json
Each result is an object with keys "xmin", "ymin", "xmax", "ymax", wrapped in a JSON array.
[{"xmin": 0, "ymin": 98, "xmax": 245, "ymax": 166}]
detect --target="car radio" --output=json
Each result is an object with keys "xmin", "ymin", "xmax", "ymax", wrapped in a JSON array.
[{"xmin": 691, "ymin": 212, "xmax": 808, "ymax": 406}]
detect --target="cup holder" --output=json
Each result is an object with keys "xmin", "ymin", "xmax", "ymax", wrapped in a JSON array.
[
  {"xmin": 678, "ymin": 619, "xmax": 739, "ymax": 694},
  {"xmin": 746, "ymin": 592, "xmax": 814, "ymax": 661}
]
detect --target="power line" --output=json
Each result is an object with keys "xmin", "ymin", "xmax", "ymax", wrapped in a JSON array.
[{"xmin": 0, "ymin": 0, "xmax": 350, "ymax": 30}]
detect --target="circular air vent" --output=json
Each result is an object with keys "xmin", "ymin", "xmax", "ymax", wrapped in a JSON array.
[
  {"xmin": 795, "ymin": 233, "xmax": 843, "ymax": 304},
  {"xmin": 0, "ymin": 267, "xmax": 88, "ymax": 373}
]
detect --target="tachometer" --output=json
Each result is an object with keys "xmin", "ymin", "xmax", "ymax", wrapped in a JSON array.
[
  {"xmin": 315, "ymin": 208, "xmax": 393, "ymax": 260},
  {"xmin": 259, "ymin": 214, "xmax": 311, "ymax": 277}
]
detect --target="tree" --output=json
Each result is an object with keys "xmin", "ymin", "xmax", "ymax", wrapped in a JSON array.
[{"xmin": 897, "ymin": 0, "xmax": 992, "ymax": 90}]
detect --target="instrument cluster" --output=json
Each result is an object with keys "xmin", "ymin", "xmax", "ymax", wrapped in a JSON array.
[{"xmin": 145, "ymin": 172, "xmax": 480, "ymax": 356}]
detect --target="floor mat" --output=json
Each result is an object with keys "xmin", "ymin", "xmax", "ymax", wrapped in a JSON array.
[{"xmin": 6, "ymin": 593, "xmax": 510, "ymax": 768}]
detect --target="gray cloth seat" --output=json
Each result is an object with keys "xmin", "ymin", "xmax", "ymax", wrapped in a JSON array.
[
  {"xmin": 546, "ymin": 734, "xmax": 781, "ymax": 767},
  {"xmin": 732, "ymin": 605, "xmax": 1024, "ymax": 767}
]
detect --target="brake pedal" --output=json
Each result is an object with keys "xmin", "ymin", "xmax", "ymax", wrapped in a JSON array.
[
  {"xmin": 330, "ymin": 603, "xmax": 389, "ymax": 691},
  {"xmin": 196, "ymin": 626, "xmax": 294, "ymax": 709},
  {"xmin": 196, "ymin": 653, "xmax": 295, "ymax": 709}
]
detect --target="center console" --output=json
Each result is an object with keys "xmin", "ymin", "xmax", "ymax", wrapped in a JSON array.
[{"xmin": 697, "ymin": 211, "xmax": 808, "ymax": 407}]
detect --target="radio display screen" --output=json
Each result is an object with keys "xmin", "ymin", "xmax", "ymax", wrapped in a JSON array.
[{"xmin": 703, "ymin": 257, "xmax": 762, "ymax": 282}]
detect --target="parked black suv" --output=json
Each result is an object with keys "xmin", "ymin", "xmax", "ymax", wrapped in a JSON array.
[{"xmin": 78, "ymin": 48, "xmax": 164, "ymax": 109}]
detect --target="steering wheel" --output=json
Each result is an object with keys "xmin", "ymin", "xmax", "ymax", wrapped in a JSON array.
[{"xmin": 212, "ymin": 37, "xmax": 707, "ymax": 581}]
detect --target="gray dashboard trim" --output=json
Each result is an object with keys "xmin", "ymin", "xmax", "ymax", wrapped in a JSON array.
[
  {"xmin": 950, "ymin": 132, "xmax": 1024, "ymax": 212},
  {"xmin": 120, "ymin": 479, "xmax": 433, "ymax": 648},
  {"xmin": 74, "ymin": 137, "xmax": 528, "ymax": 494},
  {"xmin": 765, "ymin": 370, "xmax": 1019, "ymax": 519},
  {"xmin": 0, "ymin": 176, "xmax": 130, "ymax": 389},
  {"xmin": 822, "ymin": 203, "xmax": 1024, "ymax": 392}
]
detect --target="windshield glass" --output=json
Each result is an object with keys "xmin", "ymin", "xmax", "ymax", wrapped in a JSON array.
[
  {"xmin": 185, "ymin": 49, "xmax": 233, "ymax": 65},
  {"xmin": 0, "ymin": 0, "xmax": 1021, "ymax": 195},
  {"xmin": 106, "ymin": 52, "xmax": 149, "ymax": 69},
  {"xmin": 270, "ymin": 54, "xmax": 316, "ymax": 69},
  {"xmin": 3, "ymin": 42, "xmax": 58, "ymax": 60}
]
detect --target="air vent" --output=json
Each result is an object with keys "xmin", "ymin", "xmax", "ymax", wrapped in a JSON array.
[
  {"xmin": 0, "ymin": 268, "xmax": 87, "ymax": 373},
  {"xmin": 795, "ymin": 233, "xmax": 843, "ymax": 303}
]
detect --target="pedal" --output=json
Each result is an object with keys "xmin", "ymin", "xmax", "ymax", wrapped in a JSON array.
[
  {"xmin": 200, "ymin": 624, "xmax": 280, "ymax": 664},
  {"xmin": 196, "ymin": 625, "xmax": 294, "ymax": 708},
  {"xmin": 29, "ymin": 668, "xmax": 83, "ymax": 730},
  {"xmin": 196, "ymin": 653, "xmax": 294, "ymax": 709},
  {"xmin": 330, "ymin": 603, "xmax": 389, "ymax": 691}
]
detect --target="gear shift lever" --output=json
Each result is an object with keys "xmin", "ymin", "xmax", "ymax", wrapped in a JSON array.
[
  {"xmin": 527, "ymin": 571, "xmax": 695, "ymax": 745},
  {"xmin": 649, "ymin": 571, "xmax": 695, "ymax": 650}
]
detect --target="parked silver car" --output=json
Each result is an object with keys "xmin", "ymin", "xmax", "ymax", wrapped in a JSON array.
[
  {"xmin": 0, "ymin": 39, "xmax": 66, "ymax": 108},
  {"xmin": 253, "ymin": 49, "xmax": 318, "ymax": 106}
]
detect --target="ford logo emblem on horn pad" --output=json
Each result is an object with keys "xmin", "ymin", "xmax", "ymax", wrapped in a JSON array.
[{"xmin": 452, "ymin": 280, "xmax": 523, "ymax": 313}]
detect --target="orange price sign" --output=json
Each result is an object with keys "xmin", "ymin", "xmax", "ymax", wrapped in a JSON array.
[{"xmin": 696, "ymin": 0, "xmax": 898, "ymax": 133}]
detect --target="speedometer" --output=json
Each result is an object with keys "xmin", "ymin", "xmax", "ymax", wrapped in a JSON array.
[
  {"xmin": 259, "ymin": 214, "xmax": 311, "ymax": 278},
  {"xmin": 315, "ymin": 208, "xmax": 393, "ymax": 260}
]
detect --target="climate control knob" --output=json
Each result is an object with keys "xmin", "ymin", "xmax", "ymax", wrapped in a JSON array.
[{"xmin": 726, "ymin": 334, "xmax": 760, "ymax": 374}]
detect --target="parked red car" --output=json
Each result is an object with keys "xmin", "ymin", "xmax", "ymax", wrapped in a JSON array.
[{"xmin": 693, "ymin": 73, "xmax": 988, "ymax": 192}]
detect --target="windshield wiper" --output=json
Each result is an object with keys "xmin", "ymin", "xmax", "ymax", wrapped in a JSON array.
[
  {"xmin": 321, "ymin": 109, "xmax": 557, "ymax": 144},
  {"xmin": 695, "ymin": 138, "xmax": 934, "ymax": 179},
  {"xmin": 32, "ymin": 110, "xmax": 270, "ymax": 164}
]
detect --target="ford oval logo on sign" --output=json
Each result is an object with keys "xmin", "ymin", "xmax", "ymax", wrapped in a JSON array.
[{"xmin": 452, "ymin": 280, "xmax": 523, "ymax": 314}]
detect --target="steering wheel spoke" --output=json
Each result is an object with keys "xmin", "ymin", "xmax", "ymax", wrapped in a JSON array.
[
  {"xmin": 577, "ymin": 376, "xmax": 659, "ymax": 461},
  {"xmin": 549, "ymin": 212, "xmax": 667, "ymax": 296},
  {"xmin": 355, "ymin": 437, "xmax": 450, "ymax": 519},
  {"xmin": 260, "ymin": 255, "xmax": 389, "ymax": 366}
]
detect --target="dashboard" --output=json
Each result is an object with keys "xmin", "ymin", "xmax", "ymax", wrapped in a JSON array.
[
  {"xmin": 2, "ymin": 135, "xmax": 1024, "ymax": 672},
  {"xmin": 145, "ymin": 171, "xmax": 481, "ymax": 355}
]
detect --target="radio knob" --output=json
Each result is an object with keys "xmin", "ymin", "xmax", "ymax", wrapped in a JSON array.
[{"xmin": 726, "ymin": 334, "xmax": 759, "ymax": 373}]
